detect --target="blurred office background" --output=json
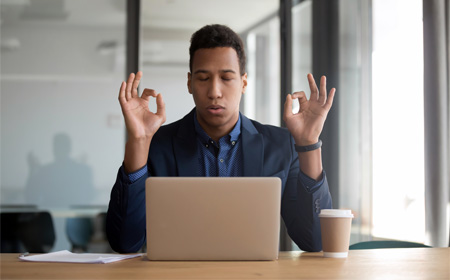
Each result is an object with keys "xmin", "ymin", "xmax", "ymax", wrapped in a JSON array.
[{"xmin": 1, "ymin": 0, "xmax": 448, "ymax": 252}]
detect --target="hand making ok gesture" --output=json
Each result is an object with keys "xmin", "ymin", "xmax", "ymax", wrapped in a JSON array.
[
  {"xmin": 283, "ymin": 74, "xmax": 336, "ymax": 146},
  {"xmin": 118, "ymin": 71, "xmax": 166, "ymax": 141}
]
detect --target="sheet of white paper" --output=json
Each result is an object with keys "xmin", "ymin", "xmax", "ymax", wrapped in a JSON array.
[{"xmin": 19, "ymin": 250, "xmax": 143, "ymax": 264}]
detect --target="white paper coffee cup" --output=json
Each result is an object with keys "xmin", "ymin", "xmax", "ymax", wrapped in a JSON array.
[{"xmin": 319, "ymin": 209, "xmax": 354, "ymax": 258}]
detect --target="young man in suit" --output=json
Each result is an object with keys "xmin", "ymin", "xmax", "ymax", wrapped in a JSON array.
[{"xmin": 107, "ymin": 24, "xmax": 335, "ymax": 253}]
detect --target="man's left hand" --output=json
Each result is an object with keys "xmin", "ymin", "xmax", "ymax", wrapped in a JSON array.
[{"xmin": 283, "ymin": 74, "xmax": 335, "ymax": 146}]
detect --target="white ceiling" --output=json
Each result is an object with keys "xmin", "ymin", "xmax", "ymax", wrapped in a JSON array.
[
  {"xmin": 0, "ymin": 0, "xmax": 279, "ymax": 33},
  {"xmin": 141, "ymin": 0, "xmax": 279, "ymax": 33}
]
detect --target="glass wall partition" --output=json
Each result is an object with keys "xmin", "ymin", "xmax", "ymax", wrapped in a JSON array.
[
  {"xmin": 372, "ymin": 0, "xmax": 425, "ymax": 243},
  {"xmin": 337, "ymin": 0, "xmax": 373, "ymax": 245},
  {"xmin": 242, "ymin": 16, "xmax": 280, "ymax": 126},
  {"xmin": 292, "ymin": 0, "xmax": 372, "ymax": 248},
  {"xmin": 1, "ymin": 0, "xmax": 127, "ymax": 251},
  {"xmin": 292, "ymin": 0, "xmax": 312, "ymax": 102},
  {"xmin": 291, "ymin": 0, "xmax": 312, "ymax": 251}
]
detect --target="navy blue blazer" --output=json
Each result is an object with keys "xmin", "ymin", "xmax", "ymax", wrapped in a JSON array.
[{"xmin": 106, "ymin": 109, "xmax": 332, "ymax": 253}]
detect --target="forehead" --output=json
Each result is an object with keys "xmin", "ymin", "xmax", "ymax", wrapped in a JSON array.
[{"xmin": 191, "ymin": 47, "xmax": 240, "ymax": 72}]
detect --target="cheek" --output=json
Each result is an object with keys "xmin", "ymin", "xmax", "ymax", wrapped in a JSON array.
[
  {"xmin": 226, "ymin": 81, "xmax": 243, "ymax": 91},
  {"xmin": 230, "ymin": 91, "xmax": 243, "ymax": 105},
  {"xmin": 191, "ymin": 90, "xmax": 206, "ymax": 104}
]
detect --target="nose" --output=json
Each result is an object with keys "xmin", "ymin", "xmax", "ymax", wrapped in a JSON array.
[{"xmin": 207, "ymin": 77, "xmax": 222, "ymax": 99}]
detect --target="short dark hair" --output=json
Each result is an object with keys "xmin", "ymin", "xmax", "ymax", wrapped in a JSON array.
[{"xmin": 189, "ymin": 24, "xmax": 246, "ymax": 75}]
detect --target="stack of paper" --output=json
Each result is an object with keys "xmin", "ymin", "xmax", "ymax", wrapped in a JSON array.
[{"xmin": 19, "ymin": 250, "xmax": 143, "ymax": 264}]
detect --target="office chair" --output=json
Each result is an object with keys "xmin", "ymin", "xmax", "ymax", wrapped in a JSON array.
[
  {"xmin": 66, "ymin": 217, "xmax": 93, "ymax": 252},
  {"xmin": 349, "ymin": 240, "xmax": 431, "ymax": 250},
  {"xmin": 1, "ymin": 211, "xmax": 56, "ymax": 253},
  {"xmin": 1, "ymin": 212, "xmax": 23, "ymax": 252}
]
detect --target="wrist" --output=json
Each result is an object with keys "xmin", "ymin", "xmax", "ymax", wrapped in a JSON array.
[
  {"xmin": 126, "ymin": 132, "xmax": 153, "ymax": 142},
  {"xmin": 294, "ymin": 137, "xmax": 319, "ymax": 146},
  {"xmin": 295, "ymin": 139, "xmax": 322, "ymax": 153},
  {"xmin": 124, "ymin": 137, "xmax": 151, "ymax": 173}
]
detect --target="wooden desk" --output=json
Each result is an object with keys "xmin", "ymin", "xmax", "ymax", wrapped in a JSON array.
[{"xmin": 1, "ymin": 248, "xmax": 449, "ymax": 279}]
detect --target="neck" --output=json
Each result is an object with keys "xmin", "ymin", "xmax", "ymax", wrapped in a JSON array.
[
  {"xmin": 196, "ymin": 114, "xmax": 239, "ymax": 142},
  {"xmin": 199, "ymin": 123, "xmax": 233, "ymax": 142}
]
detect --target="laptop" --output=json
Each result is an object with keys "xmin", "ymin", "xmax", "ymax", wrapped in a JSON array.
[{"xmin": 145, "ymin": 177, "xmax": 281, "ymax": 261}]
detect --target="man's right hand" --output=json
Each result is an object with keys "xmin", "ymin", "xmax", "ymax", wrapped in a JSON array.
[{"xmin": 119, "ymin": 71, "xmax": 166, "ymax": 173}]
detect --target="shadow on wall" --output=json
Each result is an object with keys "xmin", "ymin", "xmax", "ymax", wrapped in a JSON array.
[{"xmin": 25, "ymin": 133, "xmax": 94, "ymax": 208}]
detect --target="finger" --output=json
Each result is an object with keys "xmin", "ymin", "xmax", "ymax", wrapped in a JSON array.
[
  {"xmin": 141, "ymin": 88, "xmax": 158, "ymax": 102},
  {"xmin": 283, "ymin": 94, "xmax": 294, "ymax": 119},
  {"xmin": 118, "ymin": 81, "xmax": 127, "ymax": 105},
  {"xmin": 291, "ymin": 91, "xmax": 307, "ymax": 103},
  {"xmin": 131, "ymin": 71, "xmax": 142, "ymax": 98},
  {"xmin": 307, "ymin": 73, "xmax": 319, "ymax": 101},
  {"xmin": 125, "ymin": 73, "xmax": 135, "ymax": 100},
  {"xmin": 155, "ymin": 93, "xmax": 166, "ymax": 123},
  {"xmin": 292, "ymin": 91, "xmax": 308, "ymax": 112},
  {"xmin": 324, "ymin": 88, "xmax": 336, "ymax": 110},
  {"xmin": 318, "ymin": 76, "xmax": 327, "ymax": 104}
]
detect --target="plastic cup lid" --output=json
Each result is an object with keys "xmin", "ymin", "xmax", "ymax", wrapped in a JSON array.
[{"xmin": 319, "ymin": 209, "xmax": 354, "ymax": 218}]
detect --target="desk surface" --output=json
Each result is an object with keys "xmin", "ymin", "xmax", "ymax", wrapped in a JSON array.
[
  {"xmin": 1, "ymin": 248, "xmax": 449, "ymax": 279},
  {"xmin": 0, "ymin": 206, "xmax": 107, "ymax": 218}
]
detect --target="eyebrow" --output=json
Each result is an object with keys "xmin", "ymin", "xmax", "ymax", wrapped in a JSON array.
[{"xmin": 193, "ymin": 69, "xmax": 237, "ymax": 74}]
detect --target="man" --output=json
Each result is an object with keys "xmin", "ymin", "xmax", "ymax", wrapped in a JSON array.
[{"xmin": 106, "ymin": 24, "xmax": 335, "ymax": 253}]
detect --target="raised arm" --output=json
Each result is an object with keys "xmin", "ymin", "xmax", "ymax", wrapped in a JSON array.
[
  {"xmin": 107, "ymin": 72, "xmax": 166, "ymax": 253},
  {"xmin": 119, "ymin": 71, "xmax": 166, "ymax": 173},
  {"xmin": 283, "ymin": 74, "xmax": 335, "ymax": 180}
]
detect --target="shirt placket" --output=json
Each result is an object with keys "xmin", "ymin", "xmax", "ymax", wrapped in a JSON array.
[{"xmin": 217, "ymin": 138, "xmax": 231, "ymax": 177}]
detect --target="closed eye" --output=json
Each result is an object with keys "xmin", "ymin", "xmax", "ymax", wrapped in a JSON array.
[
  {"xmin": 222, "ymin": 75, "xmax": 234, "ymax": 81},
  {"xmin": 196, "ymin": 75, "xmax": 209, "ymax": 81}
]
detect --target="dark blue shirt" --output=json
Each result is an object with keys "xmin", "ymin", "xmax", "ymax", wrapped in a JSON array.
[
  {"xmin": 193, "ymin": 112, "xmax": 242, "ymax": 177},
  {"xmin": 127, "ymin": 112, "xmax": 322, "ymax": 191}
]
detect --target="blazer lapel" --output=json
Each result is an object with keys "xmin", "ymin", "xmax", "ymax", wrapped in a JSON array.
[
  {"xmin": 173, "ymin": 109, "xmax": 199, "ymax": 176},
  {"xmin": 241, "ymin": 114, "xmax": 264, "ymax": 177}
]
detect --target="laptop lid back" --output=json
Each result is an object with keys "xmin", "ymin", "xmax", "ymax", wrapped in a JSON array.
[{"xmin": 145, "ymin": 177, "xmax": 281, "ymax": 261}]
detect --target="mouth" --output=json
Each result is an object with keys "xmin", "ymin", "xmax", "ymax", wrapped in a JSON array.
[{"xmin": 206, "ymin": 105, "xmax": 225, "ymax": 114}]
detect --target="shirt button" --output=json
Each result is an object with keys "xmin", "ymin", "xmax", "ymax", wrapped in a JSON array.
[
  {"xmin": 220, "ymin": 159, "xmax": 224, "ymax": 163},
  {"xmin": 205, "ymin": 144, "xmax": 209, "ymax": 148},
  {"xmin": 210, "ymin": 140, "xmax": 214, "ymax": 144},
  {"xmin": 232, "ymin": 141, "xmax": 236, "ymax": 145}
]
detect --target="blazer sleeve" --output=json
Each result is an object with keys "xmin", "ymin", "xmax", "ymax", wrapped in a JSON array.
[
  {"xmin": 106, "ymin": 166, "xmax": 148, "ymax": 253},
  {"xmin": 280, "ymin": 137, "xmax": 333, "ymax": 252}
]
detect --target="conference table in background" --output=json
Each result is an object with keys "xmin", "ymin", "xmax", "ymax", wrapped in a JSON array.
[
  {"xmin": 1, "ymin": 247, "xmax": 449, "ymax": 279},
  {"xmin": 0, "ymin": 205, "xmax": 109, "ymax": 253}
]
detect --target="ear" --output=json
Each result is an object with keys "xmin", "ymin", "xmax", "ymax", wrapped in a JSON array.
[
  {"xmin": 241, "ymin": 73, "xmax": 248, "ymax": 94},
  {"xmin": 187, "ymin": 72, "xmax": 193, "ymax": 94}
]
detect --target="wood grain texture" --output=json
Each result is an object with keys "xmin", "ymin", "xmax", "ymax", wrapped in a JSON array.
[{"xmin": 1, "ymin": 248, "xmax": 449, "ymax": 279}]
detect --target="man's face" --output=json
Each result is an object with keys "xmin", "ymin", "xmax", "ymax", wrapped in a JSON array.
[{"xmin": 188, "ymin": 47, "xmax": 247, "ymax": 137}]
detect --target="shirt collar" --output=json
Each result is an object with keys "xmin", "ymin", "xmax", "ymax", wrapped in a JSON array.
[{"xmin": 193, "ymin": 110, "xmax": 241, "ymax": 144}]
